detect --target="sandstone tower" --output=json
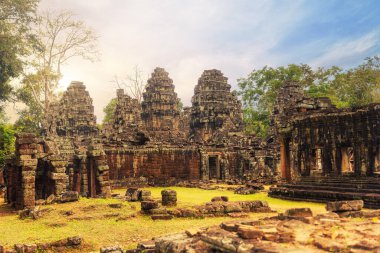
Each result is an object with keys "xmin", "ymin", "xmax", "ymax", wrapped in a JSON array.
[
  {"xmin": 190, "ymin": 69, "xmax": 244, "ymax": 143},
  {"xmin": 47, "ymin": 81, "xmax": 98, "ymax": 138},
  {"xmin": 141, "ymin": 67, "xmax": 182, "ymax": 141}
]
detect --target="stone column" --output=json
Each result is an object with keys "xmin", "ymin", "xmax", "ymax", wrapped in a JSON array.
[
  {"xmin": 14, "ymin": 133, "xmax": 39, "ymax": 210},
  {"xmin": 48, "ymin": 155, "xmax": 68, "ymax": 195},
  {"xmin": 87, "ymin": 144, "xmax": 111, "ymax": 198}
]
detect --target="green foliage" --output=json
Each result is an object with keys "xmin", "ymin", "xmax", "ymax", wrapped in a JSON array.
[
  {"xmin": 238, "ymin": 64, "xmax": 338, "ymax": 137},
  {"xmin": 102, "ymin": 98, "xmax": 117, "ymax": 124},
  {"xmin": 331, "ymin": 56, "xmax": 380, "ymax": 107},
  {"xmin": 238, "ymin": 57, "xmax": 380, "ymax": 137},
  {"xmin": 0, "ymin": 0, "xmax": 39, "ymax": 110},
  {"xmin": 0, "ymin": 124, "xmax": 16, "ymax": 167}
]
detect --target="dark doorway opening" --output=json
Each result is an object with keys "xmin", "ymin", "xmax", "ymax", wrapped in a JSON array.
[{"xmin": 209, "ymin": 156, "xmax": 219, "ymax": 179}]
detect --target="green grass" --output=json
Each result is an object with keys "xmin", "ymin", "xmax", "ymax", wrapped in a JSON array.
[{"xmin": 0, "ymin": 186, "xmax": 326, "ymax": 251}]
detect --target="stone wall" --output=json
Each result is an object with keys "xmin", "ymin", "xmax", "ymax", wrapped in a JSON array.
[
  {"xmin": 272, "ymin": 81, "xmax": 380, "ymax": 180},
  {"xmin": 105, "ymin": 147, "xmax": 201, "ymax": 184}
]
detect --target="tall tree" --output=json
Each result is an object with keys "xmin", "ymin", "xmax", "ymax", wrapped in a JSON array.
[
  {"xmin": 331, "ymin": 56, "xmax": 380, "ymax": 107},
  {"xmin": 0, "ymin": 0, "xmax": 39, "ymax": 111},
  {"xmin": 102, "ymin": 98, "xmax": 117, "ymax": 125},
  {"xmin": 17, "ymin": 10, "xmax": 98, "ymax": 132},
  {"xmin": 238, "ymin": 64, "xmax": 339, "ymax": 137},
  {"xmin": 113, "ymin": 66, "xmax": 146, "ymax": 103}
]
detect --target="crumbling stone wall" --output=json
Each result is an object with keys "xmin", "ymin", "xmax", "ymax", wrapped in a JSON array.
[
  {"xmin": 272, "ymin": 81, "xmax": 380, "ymax": 180},
  {"xmin": 105, "ymin": 147, "xmax": 201, "ymax": 184},
  {"xmin": 190, "ymin": 69, "xmax": 244, "ymax": 144}
]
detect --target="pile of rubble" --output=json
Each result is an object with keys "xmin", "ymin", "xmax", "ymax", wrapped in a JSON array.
[
  {"xmin": 140, "ymin": 191, "xmax": 272, "ymax": 220},
  {"xmin": 128, "ymin": 201, "xmax": 380, "ymax": 253},
  {"xmin": 234, "ymin": 182, "xmax": 264, "ymax": 195},
  {"xmin": 0, "ymin": 236, "xmax": 82, "ymax": 253}
]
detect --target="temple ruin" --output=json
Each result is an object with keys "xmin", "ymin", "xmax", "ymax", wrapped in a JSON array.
[
  {"xmin": 269, "ymin": 82, "xmax": 380, "ymax": 208},
  {"xmin": 3, "ymin": 69, "xmax": 380, "ymax": 210}
]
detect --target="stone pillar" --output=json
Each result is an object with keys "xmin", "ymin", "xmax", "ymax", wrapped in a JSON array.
[
  {"xmin": 14, "ymin": 133, "xmax": 39, "ymax": 210},
  {"xmin": 87, "ymin": 144, "xmax": 111, "ymax": 198},
  {"xmin": 47, "ymin": 155, "xmax": 68, "ymax": 195}
]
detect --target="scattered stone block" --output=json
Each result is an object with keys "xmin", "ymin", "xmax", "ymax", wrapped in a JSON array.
[
  {"xmin": 151, "ymin": 214, "xmax": 173, "ymax": 220},
  {"xmin": 58, "ymin": 191, "xmax": 79, "ymax": 203},
  {"xmin": 100, "ymin": 246, "xmax": 124, "ymax": 253},
  {"xmin": 185, "ymin": 228, "xmax": 201, "ymax": 237},
  {"xmin": 141, "ymin": 200, "xmax": 159, "ymax": 212},
  {"xmin": 284, "ymin": 208, "xmax": 313, "ymax": 218},
  {"xmin": 237, "ymin": 225, "xmax": 264, "ymax": 239},
  {"xmin": 326, "ymin": 200, "xmax": 364, "ymax": 212},
  {"xmin": 108, "ymin": 203, "xmax": 123, "ymax": 209},
  {"xmin": 211, "ymin": 196, "xmax": 229, "ymax": 202},
  {"xmin": 161, "ymin": 189, "xmax": 177, "ymax": 206}
]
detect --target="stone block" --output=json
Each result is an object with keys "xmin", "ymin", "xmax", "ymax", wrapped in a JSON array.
[
  {"xmin": 237, "ymin": 225, "xmax": 264, "ymax": 239},
  {"xmin": 326, "ymin": 200, "xmax": 364, "ymax": 212},
  {"xmin": 284, "ymin": 208, "xmax": 313, "ymax": 218},
  {"xmin": 151, "ymin": 214, "xmax": 173, "ymax": 220},
  {"xmin": 58, "ymin": 191, "xmax": 79, "ymax": 203},
  {"xmin": 141, "ymin": 200, "xmax": 159, "ymax": 211}
]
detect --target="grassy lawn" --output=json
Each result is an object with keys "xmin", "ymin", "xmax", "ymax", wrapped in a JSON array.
[{"xmin": 0, "ymin": 186, "xmax": 325, "ymax": 252}]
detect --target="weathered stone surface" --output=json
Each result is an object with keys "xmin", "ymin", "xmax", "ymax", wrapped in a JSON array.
[
  {"xmin": 284, "ymin": 208, "xmax": 313, "ymax": 218},
  {"xmin": 141, "ymin": 201, "xmax": 159, "ymax": 211},
  {"xmin": 58, "ymin": 191, "xmax": 79, "ymax": 203},
  {"xmin": 190, "ymin": 69, "xmax": 243, "ymax": 144},
  {"xmin": 326, "ymin": 200, "xmax": 364, "ymax": 212},
  {"xmin": 151, "ymin": 214, "xmax": 173, "ymax": 220},
  {"xmin": 211, "ymin": 196, "xmax": 229, "ymax": 202},
  {"xmin": 161, "ymin": 189, "xmax": 177, "ymax": 206},
  {"xmin": 237, "ymin": 225, "xmax": 264, "ymax": 239},
  {"xmin": 100, "ymin": 246, "xmax": 124, "ymax": 253}
]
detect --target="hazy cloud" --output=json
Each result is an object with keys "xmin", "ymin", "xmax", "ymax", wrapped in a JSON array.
[{"xmin": 5, "ymin": 0, "xmax": 380, "ymax": 123}]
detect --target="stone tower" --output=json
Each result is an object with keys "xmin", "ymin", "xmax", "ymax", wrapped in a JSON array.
[
  {"xmin": 141, "ymin": 67, "xmax": 182, "ymax": 141},
  {"xmin": 106, "ymin": 89, "xmax": 149, "ymax": 145},
  {"xmin": 190, "ymin": 69, "xmax": 244, "ymax": 143},
  {"xmin": 47, "ymin": 81, "xmax": 98, "ymax": 138}
]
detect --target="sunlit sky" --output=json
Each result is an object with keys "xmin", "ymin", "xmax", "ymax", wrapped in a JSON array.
[{"xmin": 6, "ymin": 0, "xmax": 380, "ymax": 123}]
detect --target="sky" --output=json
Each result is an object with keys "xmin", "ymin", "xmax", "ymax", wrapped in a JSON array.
[{"xmin": 6, "ymin": 0, "xmax": 380, "ymax": 123}]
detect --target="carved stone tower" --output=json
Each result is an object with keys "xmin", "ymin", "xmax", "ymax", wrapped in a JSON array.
[{"xmin": 190, "ymin": 69, "xmax": 244, "ymax": 143}]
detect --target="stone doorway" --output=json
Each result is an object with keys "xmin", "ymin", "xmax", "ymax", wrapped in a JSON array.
[
  {"xmin": 280, "ymin": 137, "xmax": 291, "ymax": 181},
  {"xmin": 208, "ymin": 156, "xmax": 220, "ymax": 179},
  {"xmin": 340, "ymin": 147, "xmax": 354, "ymax": 174},
  {"xmin": 87, "ymin": 158, "xmax": 97, "ymax": 198}
]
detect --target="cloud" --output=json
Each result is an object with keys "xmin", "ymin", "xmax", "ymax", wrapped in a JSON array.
[
  {"xmin": 5, "ymin": 0, "xmax": 380, "ymax": 123},
  {"xmin": 310, "ymin": 32, "xmax": 380, "ymax": 68}
]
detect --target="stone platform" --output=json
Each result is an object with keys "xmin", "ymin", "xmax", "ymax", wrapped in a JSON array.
[{"xmin": 269, "ymin": 177, "xmax": 380, "ymax": 209}]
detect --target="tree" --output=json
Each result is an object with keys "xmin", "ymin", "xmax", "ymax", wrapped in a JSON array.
[
  {"xmin": 238, "ymin": 57, "xmax": 380, "ymax": 137},
  {"xmin": 0, "ymin": 124, "xmax": 16, "ymax": 168},
  {"xmin": 331, "ymin": 56, "xmax": 380, "ymax": 107},
  {"xmin": 18, "ymin": 10, "xmax": 98, "ymax": 131},
  {"xmin": 102, "ymin": 98, "xmax": 117, "ymax": 125},
  {"xmin": 238, "ymin": 64, "xmax": 338, "ymax": 137},
  {"xmin": 0, "ymin": 0, "xmax": 39, "ymax": 111},
  {"xmin": 113, "ymin": 66, "xmax": 146, "ymax": 103}
]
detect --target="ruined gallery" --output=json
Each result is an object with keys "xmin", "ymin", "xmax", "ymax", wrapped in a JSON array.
[{"xmin": 3, "ymin": 67, "xmax": 380, "ymax": 210}]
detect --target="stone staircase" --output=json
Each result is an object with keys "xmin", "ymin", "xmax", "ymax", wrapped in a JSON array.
[{"xmin": 269, "ymin": 177, "xmax": 380, "ymax": 209}]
